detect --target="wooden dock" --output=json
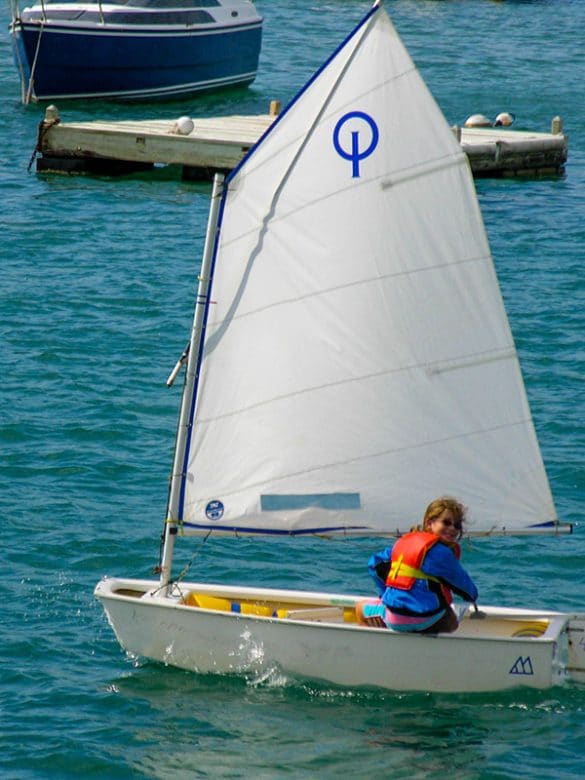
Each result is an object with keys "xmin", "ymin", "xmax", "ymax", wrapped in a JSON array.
[{"xmin": 34, "ymin": 105, "xmax": 568, "ymax": 179}]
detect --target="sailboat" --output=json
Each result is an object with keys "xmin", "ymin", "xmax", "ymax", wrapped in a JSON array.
[{"xmin": 95, "ymin": 1, "xmax": 585, "ymax": 693}]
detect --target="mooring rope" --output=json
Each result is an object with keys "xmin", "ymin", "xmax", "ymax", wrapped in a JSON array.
[
  {"xmin": 27, "ymin": 111, "xmax": 60, "ymax": 173},
  {"xmin": 25, "ymin": 19, "xmax": 46, "ymax": 105}
]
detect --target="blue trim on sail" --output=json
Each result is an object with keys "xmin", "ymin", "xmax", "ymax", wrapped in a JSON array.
[
  {"xmin": 260, "ymin": 493, "xmax": 361, "ymax": 511},
  {"xmin": 225, "ymin": 1, "xmax": 380, "ymax": 184},
  {"xmin": 180, "ymin": 522, "xmax": 370, "ymax": 535}
]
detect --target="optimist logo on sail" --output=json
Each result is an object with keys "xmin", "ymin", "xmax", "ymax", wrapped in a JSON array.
[
  {"xmin": 205, "ymin": 500, "xmax": 224, "ymax": 521},
  {"xmin": 333, "ymin": 111, "xmax": 379, "ymax": 178}
]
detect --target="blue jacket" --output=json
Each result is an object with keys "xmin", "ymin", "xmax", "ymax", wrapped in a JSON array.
[{"xmin": 369, "ymin": 540, "xmax": 478, "ymax": 617}]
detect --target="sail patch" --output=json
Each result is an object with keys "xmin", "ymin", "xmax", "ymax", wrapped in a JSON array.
[{"xmin": 260, "ymin": 493, "xmax": 361, "ymax": 511}]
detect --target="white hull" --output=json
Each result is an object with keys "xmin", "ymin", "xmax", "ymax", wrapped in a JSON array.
[{"xmin": 95, "ymin": 577, "xmax": 585, "ymax": 693}]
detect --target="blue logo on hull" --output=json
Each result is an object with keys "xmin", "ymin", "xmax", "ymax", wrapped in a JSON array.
[{"xmin": 509, "ymin": 656, "xmax": 534, "ymax": 676}]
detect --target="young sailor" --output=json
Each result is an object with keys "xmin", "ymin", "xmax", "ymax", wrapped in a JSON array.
[{"xmin": 357, "ymin": 497, "xmax": 478, "ymax": 632}]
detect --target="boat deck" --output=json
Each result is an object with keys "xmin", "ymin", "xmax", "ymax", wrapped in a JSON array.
[{"xmin": 34, "ymin": 105, "xmax": 568, "ymax": 179}]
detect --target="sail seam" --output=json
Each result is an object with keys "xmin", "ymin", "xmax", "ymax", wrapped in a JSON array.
[
  {"xmin": 195, "ymin": 345, "xmax": 517, "ymax": 424},
  {"xmin": 427, "ymin": 348, "xmax": 517, "ymax": 375},
  {"xmin": 380, "ymin": 152, "xmax": 467, "ymax": 189},
  {"xmin": 186, "ymin": 418, "xmax": 534, "ymax": 502},
  {"xmin": 205, "ymin": 251, "xmax": 492, "ymax": 327}
]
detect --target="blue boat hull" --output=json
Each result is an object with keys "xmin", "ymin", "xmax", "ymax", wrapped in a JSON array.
[{"xmin": 12, "ymin": 22, "xmax": 262, "ymax": 101}]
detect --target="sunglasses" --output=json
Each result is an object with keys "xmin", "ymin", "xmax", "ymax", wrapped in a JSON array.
[{"xmin": 438, "ymin": 518, "xmax": 462, "ymax": 530}]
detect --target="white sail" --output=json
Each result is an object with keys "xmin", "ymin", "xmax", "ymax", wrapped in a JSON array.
[{"xmin": 177, "ymin": 3, "xmax": 557, "ymax": 536}]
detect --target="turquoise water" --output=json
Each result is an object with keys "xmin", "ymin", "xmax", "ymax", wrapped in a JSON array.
[{"xmin": 2, "ymin": 1, "xmax": 584, "ymax": 777}]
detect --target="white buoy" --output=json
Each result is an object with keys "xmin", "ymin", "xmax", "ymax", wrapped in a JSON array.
[
  {"xmin": 494, "ymin": 112, "xmax": 515, "ymax": 127},
  {"xmin": 44, "ymin": 104, "xmax": 60, "ymax": 124},
  {"xmin": 464, "ymin": 114, "xmax": 492, "ymax": 128},
  {"xmin": 170, "ymin": 116, "xmax": 194, "ymax": 135}
]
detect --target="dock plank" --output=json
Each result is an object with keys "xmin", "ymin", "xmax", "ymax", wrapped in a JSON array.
[
  {"xmin": 39, "ymin": 114, "xmax": 273, "ymax": 172},
  {"xmin": 36, "ymin": 108, "xmax": 568, "ymax": 178}
]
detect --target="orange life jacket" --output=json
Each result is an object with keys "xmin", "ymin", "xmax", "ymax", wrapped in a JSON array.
[{"xmin": 386, "ymin": 531, "xmax": 461, "ymax": 604}]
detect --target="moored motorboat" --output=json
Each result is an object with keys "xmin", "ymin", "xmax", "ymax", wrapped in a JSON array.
[{"xmin": 9, "ymin": 0, "xmax": 263, "ymax": 104}]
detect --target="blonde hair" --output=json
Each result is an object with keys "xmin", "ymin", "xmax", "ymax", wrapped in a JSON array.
[{"xmin": 418, "ymin": 496, "xmax": 467, "ymax": 538}]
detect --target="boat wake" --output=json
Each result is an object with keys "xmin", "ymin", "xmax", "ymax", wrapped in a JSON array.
[{"xmin": 232, "ymin": 629, "xmax": 289, "ymax": 688}]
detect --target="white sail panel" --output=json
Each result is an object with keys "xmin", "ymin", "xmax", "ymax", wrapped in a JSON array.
[{"xmin": 180, "ymin": 5, "xmax": 556, "ymax": 535}]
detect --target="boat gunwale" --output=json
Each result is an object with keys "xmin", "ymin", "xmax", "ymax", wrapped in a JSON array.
[{"xmin": 95, "ymin": 576, "xmax": 577, "ymax": 644}]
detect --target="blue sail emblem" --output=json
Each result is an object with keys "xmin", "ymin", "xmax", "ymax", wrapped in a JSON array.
[{"xmin": 333, "ymin": 111, "xmax": 379, "ymax": 178}]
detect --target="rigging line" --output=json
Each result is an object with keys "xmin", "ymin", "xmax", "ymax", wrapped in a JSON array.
[
  {"xmin": 171, "ymin": 529, "xmax": 212, "ymax": 585},
  {"xmin": 11, "ymin": 13, "xmax": 29, "ymax": 105},
  {"xmin": 25, "ymin": 19, "xmax": 46, "ymax": 105},
  {"xmin": 154, "ymin": 530, "xmax": 212, "ymax": 593}
]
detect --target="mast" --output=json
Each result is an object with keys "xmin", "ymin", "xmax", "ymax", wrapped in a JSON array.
[{"xmin": 159, "ymin": 173, "xmax": 225, "ymax": 591}]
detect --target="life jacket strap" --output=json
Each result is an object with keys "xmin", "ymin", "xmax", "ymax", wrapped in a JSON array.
[{"xmin": 388, "ymin": 554, "xmax": 440, "ymax": 584}]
